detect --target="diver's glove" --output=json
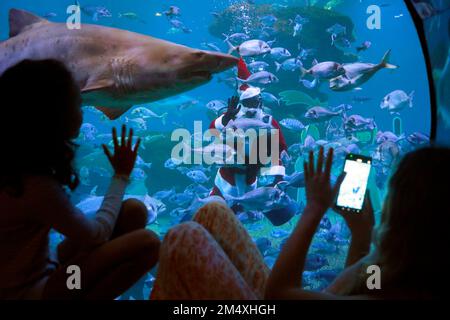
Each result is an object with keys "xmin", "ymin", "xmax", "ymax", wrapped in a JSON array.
[{"xmin": 222, "ymin": 96, "xmax": 241, "ymax": 126}]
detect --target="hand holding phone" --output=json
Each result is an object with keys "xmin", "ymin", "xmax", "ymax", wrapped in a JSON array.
[
  {"xmin": 335, "ymin": 190, "xmax": 375, "ymax": 235},
  {"xmin": 335, "ymin": 154, "xmax": 372, "ymax": 213}
]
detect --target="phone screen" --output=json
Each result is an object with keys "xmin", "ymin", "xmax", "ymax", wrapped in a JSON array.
[{"xmin": 336, "ymin": 154, "xmax": 372, "ymax": 212}]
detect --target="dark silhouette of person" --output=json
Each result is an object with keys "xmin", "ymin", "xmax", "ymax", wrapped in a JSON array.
[{"xmin": 0, "ymin": 59, "xmax": 160, "ymax": 300}]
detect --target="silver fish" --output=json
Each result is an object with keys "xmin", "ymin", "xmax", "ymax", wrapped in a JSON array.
[{"xmin": 330, "ymin": 50, "xmax": 398, "ymax": 91}]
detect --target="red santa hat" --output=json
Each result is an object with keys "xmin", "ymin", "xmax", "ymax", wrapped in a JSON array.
[{"xmin": 237, "ymin": 57, "xmax": 251, "ymax": 93}]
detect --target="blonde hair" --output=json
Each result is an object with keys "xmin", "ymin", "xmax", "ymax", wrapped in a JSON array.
[{"xmin": 346, "ymin": 148, "xmax": 450, "ymax": 299}]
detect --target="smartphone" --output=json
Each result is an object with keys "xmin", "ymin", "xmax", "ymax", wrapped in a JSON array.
[{"xmin": 336, "ymin": 154, "xmax": 372, "ymax": 213}]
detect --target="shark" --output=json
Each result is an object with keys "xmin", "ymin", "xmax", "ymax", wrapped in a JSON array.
[{"xmin": 0, "ymin": 9, "xmax": 239, "ymax": 119}]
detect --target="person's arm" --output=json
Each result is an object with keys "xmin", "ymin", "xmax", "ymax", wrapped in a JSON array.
[
  {"xmin": 265, "ymin": 148, "xmax": 346, "ymax": 300},
  {"xmin": 42, "ymin": 126, "xmax": 139, "ymax": 252},
  {"xmin": 334, "ymin": 192, "xmax": 375, "ymax": 267},
  {"xmin": 33, "ymin": 174, "xmax": 129, "ymax": 249}
]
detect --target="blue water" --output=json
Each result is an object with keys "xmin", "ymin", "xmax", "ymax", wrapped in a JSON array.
[{"xmin": 0, "ymin": 0, "xmax": 434, "ymax": 298}]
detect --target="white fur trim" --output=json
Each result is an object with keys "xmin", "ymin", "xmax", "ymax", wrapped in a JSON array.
[{"xmin": 260, "ymin": 165, "xmax": 285, "ymax": 176}]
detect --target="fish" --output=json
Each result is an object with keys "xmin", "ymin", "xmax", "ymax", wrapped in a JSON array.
[
  {"xmin": 261, "ymin": 92, "xmax": 280, "ymax": 107},
  {"xmin": 164, "ymin": 158, "xmax": 182, "ymax": 170},
  {"xmin": 298, "ymin": 47, "xmax": 316, "ymax": 61},
  {"xmin": 280, "ymin": 118, "xmax": 305, "ymax": 131},
  {"xmin": 131, "ymin": 168, "xmax": 147, "ymax": 181},
  {"xmin": 178, "ymin": 99, "xmax": 200, "ymax": 111},
  {"xmin": 185, "ymin": 184, "xmax": 210, "ymax": 197},
  {"xmin": 169, "ymin": 19, "xmax": 192, "ymax": 33},
  {"xmin": 181, "ymin": 196, "xmax": 226, "ymax": 218},
  {"xmin": 305, "ymin": 106, "xmax": 343, "ymax": 122},
  {"xmin": 277, "ymin": 172, "xmax": 306, "ymax": 189},
  {"xmin": 300, "ymin": 78, "xmax": 318, "ymax": 89},
  {"xmin": 275, "ymin": 58, "xmax": 303, "ymax": 72},
  {"xmin": 222, "ymin": 33, "xmax": 250, "ymax": 43},
  {"xmin": 186, "ymin": 170, "xmax": 209, "ymax": 184},
  {"xmin": 280, "ymin": 150, "xmax": 292, "ymax": 167},
  {"xmin": 344, "ymin": 115, "xmax": 377, "ymax": 131},
  {"xmin": 163, "ymin": 6, "xmax": 181, "ymax": 18},
  {"xmin": 79, "ymin": 123, "xmax": 98, "ymax": 142},
  {"xmin": 326, "ymin": 23, "xmax": 346, "ymax": 45},
  {"xmin": 293, "ymin": 23, "xmax": 303, "ymax": 37},
  {"xmin": 225, "ymin": 187, "xmax": 288, "ymax": 212},
  {"xmin": 271, "ymin": 229, "xmax": 290, "ymax": 239},
  {"xmin": 135, "ymin": 156, "xmax": 152, "ymax": 170},
  {"xmin": 118, "ymin": 12, "xmax": 146, "ymax": 24},
  {"xmin": 226, "ymin": 39, "xmax": 271, "ymax": 57},
  {"xmin": 78, "ymin": 2, "xmax": 112, "ymax": 22},
  {"xmin": 311, "ymin": 242, "xmax": 338, "ymax": 255},
  {"xmin": 380, "ymin": 90, "xmax": 414, "ymax": 114},
  {"xmin": 305, "ymin": 253, "xmax": 328, "ymax": 271},
  {"xmin": 407, "ymin": 132, "xmax": 430, "ymax": 146},
  {"xmin": 330, "ymin": 50, "xmax": 398, "ymax": 91},
  {"xmin": 206, "ymin": 100, "xmax": 227, "ymax": 114},
  {"xmin": 255, "ymin": 237, "xmax": 272, "ymax": 256},
  {"xmin": 237, "ymin": 71, "xmax": 279, "ymax": 85},
  {"xmin": 153, "ymin": 188, "xmax": 176, "ymax": 200},
  {"xmin": 125, "ymin": 117, "xmax": 147, "ymax": 132},
  {"xmin": 225, "ymin": 118, "xmax": 273, "ymax": 132},
  {"xmin": 376, "ymin": 131, "xmax": 405, "ymax": 144},
  {"xmin": 0, "ymin": 9, "xmax": 238, "ymax": 120},
  {"xmin": 169, "ymin": 192, "xmax": 194, "ymax": 206},
  {"xmin": 201, "ymin": 42, "xmax": 221, "ymax": 52},
  {"xmin": 131, "ymin": 107, "xmax": 168, "ymax": 124},
  {"xmin": 356, "ymin": 40, "xmax": 372, "ymax": 52},
  {"xmin": 287, "ymin": 143, "xmax": 303, "ymax": 156},
  {"xmin": 301, "ymin": 60, "xmax": 346, "ymax": 80},
  {"xmin": 185, "ymin": 142, "xmax": 237, "ymax": 165},
  {"xmin": 259, "ymin": 14, "xmax": 277, "ymax": 26},
  {"xmin": 294, "ymin": 14, "xmax": 309, "ymax": 25},
  {"xmin": 270, "ymin": 47, "xmax": 291, "ymax": 61},
  {"xmin": 248, "ymin": 61, "xmax": 270, "ymax": 72}
]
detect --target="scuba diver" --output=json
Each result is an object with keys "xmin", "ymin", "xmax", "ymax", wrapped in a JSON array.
[{"xmin": 208, "ymin": 58, "xmax": 296, "ymax": 226}]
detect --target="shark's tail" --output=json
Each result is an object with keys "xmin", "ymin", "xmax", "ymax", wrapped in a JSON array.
[{"xmin": 380, "ymin": 49, "xmax": 398, "ymax": 69}]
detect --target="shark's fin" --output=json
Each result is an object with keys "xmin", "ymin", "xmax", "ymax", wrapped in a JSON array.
[
  {"xmin": 9, "ymin": 9, "xmax": 49, "ymax": 38},
  {"xmin": 94, "ymin": 106, "xmax": 131, "ymax": 120}
]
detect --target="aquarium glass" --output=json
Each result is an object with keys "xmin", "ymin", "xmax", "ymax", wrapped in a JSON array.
[{"xmin": 0, "ymin": 0, "xmax": 433, "ymax": 297}]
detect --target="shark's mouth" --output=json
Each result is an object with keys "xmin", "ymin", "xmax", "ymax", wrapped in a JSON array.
[{"xmin": 180, "ymin": 70, "xmax": 212, "ymax": 82}]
